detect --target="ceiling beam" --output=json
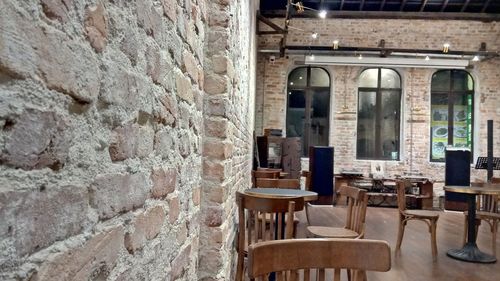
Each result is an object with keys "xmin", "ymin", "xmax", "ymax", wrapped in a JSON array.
[
  {"xmin": 441, "ymin": 0, "xmax": 450, "ymax": 12},
  {"xmin": 461, "ymin": 0, "xmax": 471, "ymax": 13},
  {"xmin": 420, "ymin": 0, "xmax": 429, "ymax": 12},
  {"xmin": 380, "ymin": 0, "xmax": 387, "ymax": 12},
  {"xmin": 257, "ymin": 14, "xmax": 286, "ymax": 35},
  {"xmin": 482, "ymin": 0, "xmax": 492, "ymax": 13},
  {"xmin": 401, "ymin": 0, "xmax": 408, "ymax": 12},
  {"xmin": 259, "ymin": 10, "xmax": 500, "ymax": 22}
]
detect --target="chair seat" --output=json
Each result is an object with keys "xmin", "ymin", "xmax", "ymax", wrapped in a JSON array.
[
  {"xmin": 404, "ymin": 209, "xmax": 439, "ymax": 219},
  {"xmin": 464, "ymin": 210, "xmax": 500, "ymax": 219},
  {"xmin": 307, "ymin": 226, "xmax": 360, "ymax": 238}
]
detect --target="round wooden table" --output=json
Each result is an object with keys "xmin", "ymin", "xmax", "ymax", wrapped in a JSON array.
[
  {"xmin": 444, "ymin": 183, "xmax": 500, "ymax": 263},
  {"xmin": 244, "ymin": 188, "xmax": 318, "ymax": 202}
]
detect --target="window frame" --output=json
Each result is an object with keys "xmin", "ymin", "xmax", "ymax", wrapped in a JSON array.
[
  {"xmin": 286, "ymin": 66, "xmax": 331, "ymax": 156},
  {"xmin": 430, "ymin": 70, "xmax": 474, "ymax": 162},
  {"xmin": 356, "ymin": 68, "xmax": 402, "ymax": 161}
]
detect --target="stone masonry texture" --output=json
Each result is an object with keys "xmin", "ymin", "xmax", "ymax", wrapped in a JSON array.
[
  {"xmin": 0, "ymin": 0, "xmax": 255, "ymax": 280},
  {"xmin": 256, "ymin": 18, "xmax": 500, "ymax": 182}
]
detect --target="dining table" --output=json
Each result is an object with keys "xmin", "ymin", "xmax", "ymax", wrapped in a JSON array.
[
  {"xmin": 244, "ymin": 187, "xmax": 318, "ymax": 202},
  {"xmin": 444, "ymin": 183, "xmax": 500, "ymax": 263}
]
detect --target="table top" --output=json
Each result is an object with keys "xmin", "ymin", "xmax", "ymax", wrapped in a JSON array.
[
  {"xmin": 444, "ymin": 183, "xmax": 500, "ymax": 195},
  {"xmin": 244, "ymin": 188, "xmax": 318, "ymax": 202}
]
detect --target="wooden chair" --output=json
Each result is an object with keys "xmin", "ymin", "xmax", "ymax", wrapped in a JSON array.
[
  {"xmin": 462, "ymin": 178, "xmax": 500, "ymax": 257},
  {"xmin": 301, "ymin": 170, "xmax": 311, "ymax": 191},
  {"xmin": 252, "ymin": 170, "xmax": 280, "ymax": 187},
  {"xmin": 395, "ymin": 180, "xmax": 439, "ymax": 260},
  {"xmin": 247, "ymin": 238, "xmax": 391, "ymax": 281},
  {"xmin": 306, "ymin": 186, "xmax": 368, "ymax": 239},
  {"xmin": 236, "ymin": 191, "xmax": 305, "ymax": 281},
  {"xmin": 255, "ymin": 178, "xmax": 300, "ymax": 189}
]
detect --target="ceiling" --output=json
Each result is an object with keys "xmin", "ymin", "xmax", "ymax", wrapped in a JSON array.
[{"xmin": 260, "ymin": 0, "xmax": 500, "ymax": 21}]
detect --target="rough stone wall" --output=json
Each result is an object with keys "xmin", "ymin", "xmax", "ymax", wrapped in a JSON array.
[
  {"xmin": 199, "ymin": 0, "xmax": 256, "ymax": 280},
  {"xmin": 0, "ymin": 0, "xmax": 219, "ymax": 280},
  {"xmin": 256, "ymin": 18, "xmax": 500, "ymax": 182}
]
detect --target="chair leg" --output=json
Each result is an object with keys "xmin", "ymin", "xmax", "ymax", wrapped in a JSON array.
[
  {"xmin": 462, "ymin": 214, "xmax": 468, "ymax": 246},
  {"xmin": 430, "ymin": 219, "xmax": 438, "ymax": 260},
  {"xmin": 492, "ymin": 220, "xmax": 498, "ymax": 257},
  {"xmin": 396, "ymin": 219, "xmax": 405, "ymax": 250},
  {"xmin": 236, "ymin": 252, "xmax": 244, "ymax": 281}
]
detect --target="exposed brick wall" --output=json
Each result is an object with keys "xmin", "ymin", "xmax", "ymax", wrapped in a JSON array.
[
  {"xmin": 0, "ymin": 0, "xmax": 255, "ymax": 280},
  {"xmin": 199, "ymin": 0, "xmax": 256, "ymax": 279},
  {"xmin": 256, "ymin": 18, "xmax": 500, "ymax": 182}
]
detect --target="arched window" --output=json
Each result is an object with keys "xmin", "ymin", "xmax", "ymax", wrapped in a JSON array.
[
  {"xmin": 430, "ymin": 70, "xmax": 474, "ymax": 162},
  {"xmin": 286, "ymin": 67, "xmax": 330, "ymax": 156},
  {"xmin": 357, "ymin": 68, "xmax": 401, "ymax": 160}
]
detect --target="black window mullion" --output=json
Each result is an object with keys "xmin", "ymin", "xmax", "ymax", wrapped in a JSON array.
[
  {"xmin": 448, "ymin": 71, "xmax": 455, "ymax": 146},
  {"xmin": 375, "ymin": 68, "xmax": 383, "ymax": 158},
  {"xmin": 304, "ymin": 67, "xmax": 312, "ymax": 154}
]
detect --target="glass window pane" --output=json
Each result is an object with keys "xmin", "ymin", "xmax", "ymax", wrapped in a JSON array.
[
  {"xmin": 452, "ymin": 71, "xmax": 473, "ymax": 91},
  {"xmin": 309, "ymin": 90, "xmax": 330, "ymax": 148},
  {"xmin": 286, "ymin": 90, "xmax": 306, "ymax": 138},
  {"xmin": 310, "ymin": 68, "xmax": 330, "ymax": 87},
  {"xmin": 288, "ymin": 68, "xmax": 307, "ymax": 87},
  {"xmin": 357, "ymin": 91, "xmax": 377, "ymax": 158},
  {"xmin": 452, "ymin": 93, "xmax": 472, "ymax": 149},
  {"xmin": 430, "ymin": 94, "xmax": 449, "ymax": 161},
  {"xmin": 380, "ymin": 69, "xmax": 400, "ymax": 89},
  {"xmin": 359, "ymin": 69, "xmax": 378, "ymax": 88},
  {"xmin": 380, "ymin": 91, "xmax": 401, "ymax": 160},
  {"xmin": 431, "ymin": 71, "xmax": 451, "ymax": 92}
]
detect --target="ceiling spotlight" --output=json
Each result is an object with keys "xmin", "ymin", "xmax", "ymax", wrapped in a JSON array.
[
  {"xmin": 332, "ymin": 40, "xmax": 339, "ymax": 50},
  {"xmin": 311, "ymin": 32, "xmax": 318, "ymax": 39},
  {"xmin": 472, "ymin": 55, "xmax": 480, "ymax": 62},
  {"xmin": 443, "ymin": 43, "xmax": 450, "ymax": 53},
  {"xmin": 319, "ymin": 10, "xmax": 327, "ymax": 19},
  {"xmin": 310, "ymin": 54, "xmax": 315, "ymax": 60},
  {"xmin": 425, "ymin": 56, "xmax": 430, "ymax": 61},
  {"xmin": 358, "ymin": 54, "xmax": 363, "ymax": 60}
]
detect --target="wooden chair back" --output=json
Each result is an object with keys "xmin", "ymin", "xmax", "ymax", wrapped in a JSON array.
[
  {"xmin": 252, "ymin": 170, "xmax": 280, "ymax": 187},
  {"xmin": 255, "ymin": 178, "xmax": 300, "ymax": 189},
  {"xmin": 236, "ymin": 191, "xmax": 305, "ymax": 281},
  {"xmin": 473, "ymin": 181, "xmax": 499, "ymax": 213},
  {"xmin": 340, "ymin": 186, "xmax": 368, "ymax": 237},
  {"xmin": 248, "ymin": 238, "xmax": 391, "ymax": 281},
  {"xmin": 396, "ymin": 180, "xmax": 412, "ymax": 213}
]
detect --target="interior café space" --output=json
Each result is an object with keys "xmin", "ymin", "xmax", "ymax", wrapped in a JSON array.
[{"xmin": 1, "ymin": 0, "xmax": 500, "ymax": 281}]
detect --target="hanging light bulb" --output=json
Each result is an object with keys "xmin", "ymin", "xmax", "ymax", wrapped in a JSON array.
[
  {"xmin": 332, "ymin": 40, "xmax": 339, "ymax": 50},
  {"xmin": 443, "ymin": 43, "xmax": 450, "ymax": 53},
  {"xmin": 319, "ymin": 10, "xmax": 327, "ymax": 19},
  {"xmin": 311, "ymin": 32, "xmax": 318, "ymax": 39}
]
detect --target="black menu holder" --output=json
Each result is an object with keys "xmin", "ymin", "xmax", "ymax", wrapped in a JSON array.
[{"xmin": 444, "ymin": 148, "xmax": 470, "ymax": 211}]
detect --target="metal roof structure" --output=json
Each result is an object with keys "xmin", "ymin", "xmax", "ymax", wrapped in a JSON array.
[{"xmin": 260, "ymin": 0, "xmax": 500, "ymax": 21}]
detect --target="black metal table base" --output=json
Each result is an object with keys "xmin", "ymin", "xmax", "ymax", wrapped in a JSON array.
[{"xmin": 447, "ymin": 243, "xmax": 496, "ymax": 263}]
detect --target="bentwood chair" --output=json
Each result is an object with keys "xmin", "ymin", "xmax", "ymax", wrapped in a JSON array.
[
  {"xmin": 462, "ymin": 178, "xmax": 500, "ymax": 257},
  {"xmin": 306, "ymin": 186, "xmax": 368, "ymax": 239},
  {"xmin": 252, "ymin": 170, "xmax": 280, "ymax": 187},
  {"xmin": 247, "ymin": 238, "xmax": 391, "ymax": 281},
  {"xmin": 236, "ymin": 191, "xmax": 305, "ymax": 281},
  {"xmin": 395, "ymin": 180, "xmax": 439, "ymax": 260},
  {"xmin": 255, "ymin": 178, "xmax": 300, "ymax": 189}
]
